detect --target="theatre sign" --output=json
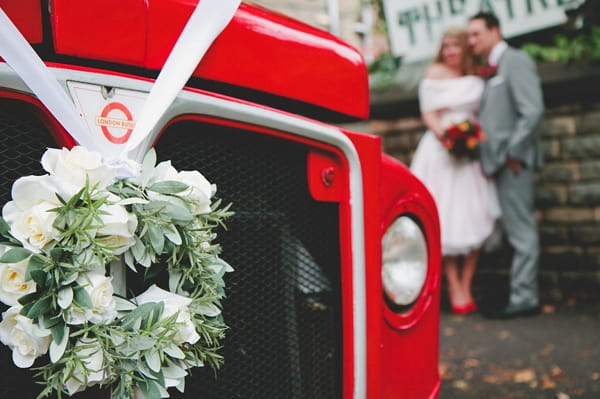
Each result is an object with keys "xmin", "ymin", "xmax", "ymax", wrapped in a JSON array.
[{"xmin": 383, "ymin": 0, "xmax": 583, "ymax": 62}]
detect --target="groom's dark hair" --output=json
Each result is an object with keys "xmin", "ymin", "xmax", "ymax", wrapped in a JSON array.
[{"xmin": 470, "ymin": 11, "xmax": 500, "ymax": 29}]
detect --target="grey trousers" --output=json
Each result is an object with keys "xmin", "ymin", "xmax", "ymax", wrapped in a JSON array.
[{"xmin": 496, "ymin": 165, "xmax": 539, "ymax": 307}]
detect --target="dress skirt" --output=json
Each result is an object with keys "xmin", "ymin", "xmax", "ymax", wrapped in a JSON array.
[{"xmin": 411, "ymin": 131, "xmax": 501, "ymax": 256}]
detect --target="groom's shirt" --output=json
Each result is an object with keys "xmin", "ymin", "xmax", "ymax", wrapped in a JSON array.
[{"xmin": 488, "ymin": 41, "xmax": 508, "ymax": 67}]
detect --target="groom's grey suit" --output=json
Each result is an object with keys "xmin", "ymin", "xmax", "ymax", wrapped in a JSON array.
[{"xmin": 478, "ymin": 46, "xmax": 544, "ymax": 308}]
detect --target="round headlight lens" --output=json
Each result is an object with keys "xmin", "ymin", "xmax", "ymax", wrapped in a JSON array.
[{"xmin": 382, "ymin": 216, "xmax": 428, "ymax": 307}]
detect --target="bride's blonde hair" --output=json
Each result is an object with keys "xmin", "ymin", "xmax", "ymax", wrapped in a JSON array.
[{"xmin": 433, "ymin": 27, "xmax": 476, "ymax": 75}]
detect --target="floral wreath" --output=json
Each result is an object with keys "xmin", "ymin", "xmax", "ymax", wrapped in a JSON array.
[{"xmin": 0, "ymin": 146, "xmax": 232, "ymax": 398}]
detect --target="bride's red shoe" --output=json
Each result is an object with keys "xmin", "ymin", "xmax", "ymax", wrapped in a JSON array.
[{"xmin": 451, "ymin": 302, "xmax": 477, "ymax": 315}]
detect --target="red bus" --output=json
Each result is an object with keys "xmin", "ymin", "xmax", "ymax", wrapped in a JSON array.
[{"xmin": 0, "ymin": 1, "xmax": 440, "ymax": 398}]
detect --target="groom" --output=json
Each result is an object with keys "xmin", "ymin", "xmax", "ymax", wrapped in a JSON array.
[{"xmin": 467, "ymin": 12, "xmax": 544, "ymax": 318}]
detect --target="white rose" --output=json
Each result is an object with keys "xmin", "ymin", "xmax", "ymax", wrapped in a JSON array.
[
  {"xmin": 73, "ymin": 270, "xmax": 117, "ymax": 324},
  {"xmin": 0, "ymin": 305, "xmax": 51, "ymax": 368},
  {"xmin": 64, "ymin": 338, "xmax": 107, "ymax": 395},
  {"xmin": 149, "ymin": 162, "xmax": 212, "ymax": 215},
  {"xmin": 0, "ymin": 255, "xmax": 36, "ymax": 307},
  {"xmin": 135, "ymin": 285, "xmax": 200, "ymax": 345},
  {"xmin": 177, "ymin": 171, "xmax": 212, "ymax": 215},
  {"xmin": 3, "ymin": 175, "xmax": 66, "ymax": 252},
  {"xmin": 41, "ymin": 146, "xmax": 115, "ymax": 190},
  {"xmin": 95, "ymin": 203, "xmax": 137, "ymax": 255}
]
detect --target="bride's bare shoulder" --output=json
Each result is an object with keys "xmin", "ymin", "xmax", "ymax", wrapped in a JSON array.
[{"xmin": 424, "ymin": 63, "xmax": 455, "ymax": 79}]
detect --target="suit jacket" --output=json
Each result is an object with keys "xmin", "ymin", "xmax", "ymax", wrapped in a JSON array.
[{"xmin": 478, "ymin": 46, "xmax": 545, "ymax": 176}]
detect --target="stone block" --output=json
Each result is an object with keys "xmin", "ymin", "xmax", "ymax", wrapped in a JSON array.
[
  {"xmin": 541, "ymin": 139, "xmax": 561, "ymax": 160},
  {"xmin": 540, "ymin": 116, "xmax": 576, "ymax": 137},
  {"xmin": 539, "ymin": 224, "xmax": 569, "ymax": 245},
  {"xmin": 569, "ymin": 183, "xmax": 600, "ymax": 205},
  {"xmin": 539, "ymin": 162, "xmax": 579, "ymax": 183},
  {"xmin": 384, "ymin": 133, "xmax": 413, "ymax": 152},
  {"xmin": 366, "ymin": 119, "xmax": 395, "ymax": 136},
  {"xmin": 545, "ymin": 207, "xmax": 595, "ymax": 223},
  {"xmin": 571, "ymin": 225, "xmax": 600, "ymax": 244},
  {"xmin": 580, "ymin": 160, "xmax": 600, "ymax": 181},
  {"xmin": 578, "ymin": 110, "xmax": 600, "ymax": 134},
  {"xmin": 393, "ymin": 117, "xmax": 424, "ymax": 131},
  {"xmin": 562, "ymin": 136, "xmax": 600, "ymax": 159},
  {"xmin": 540, "ymin": 246, "xmax": 583, "ymax": 270},
  {"xmin": 535, "ymin": 184, "xmax": 567, "ymax": 208}
]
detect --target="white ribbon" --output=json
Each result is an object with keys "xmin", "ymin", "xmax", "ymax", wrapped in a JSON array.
[
  {"xmin": 0, "ymin": 8, "xmax": 98, "ymax": 149},
  {"xmin": 0, "ymin": 0, "xmax": 241, "ymax": 161},
  {"xmin": 122, "ymin": 0, "xmax": 242, "ymax": 161}
]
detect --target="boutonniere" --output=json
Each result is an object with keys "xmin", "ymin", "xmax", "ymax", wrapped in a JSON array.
[{"xmin": 478, "ymin": 64, "xmax": 498, "ymax": 79}]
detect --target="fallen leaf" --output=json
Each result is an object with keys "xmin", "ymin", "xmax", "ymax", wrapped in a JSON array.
[
  {"xmin": 464, "ymin": 358, "xmax": 480, "ymax": 368},
  {"xmin": 591, "ymin": 372, "xmax": 600, "ymax": 380},
  {"xmin": 541, "ymin": 375, "xmax": 557, "ymax": 389},
  {"xmin": 498, "ymin": 330, "xmax": 511, "ymax": 340},
  {"xmin": 550, "ymin": 366, "xmax": 565, "ymax": 380},
  {"xmin": 483, "ymin": 375, "xmax": 500, "ymax": 384},
  {"xmin": 443, "ymin": 327, "xmax": 456, "ymax": 337},
  {"xmin": 566, "ymin": 298, "xmax": 577, "ymax": 307},
  {"xmin": 438, "ymin": 362, "xmax": 452, "ymax": 380},
  {"xmin": 556, "ymin": 392, "xmax": 570, "ymax": 399},
  {"xmin": 542, "ymin": 304, "xmax": 556, "ymax": 314},
  {"xmin": 540, "ymin": 345, "xmax": 555, "ymax": 356},
  {"xmin": 451, "ymin": 380, "xmax": 470, "ymax": 391},
  {"xmin": 514, "ymin": 368, "xmax": 536, "ymax": 383}
]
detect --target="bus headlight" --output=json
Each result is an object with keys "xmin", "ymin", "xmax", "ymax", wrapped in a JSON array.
[{"xmin": 382, "ymin": 216, "xmax": 428, "ymax": 307}]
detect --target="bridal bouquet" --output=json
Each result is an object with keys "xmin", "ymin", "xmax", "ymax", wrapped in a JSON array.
[
  {"xmin": 442, "ymin": 119, "xmax": 485, "ymax": 160},
  {"xmin": 0, "ymin": 146, "xmax": 233, "ymax": 399}
]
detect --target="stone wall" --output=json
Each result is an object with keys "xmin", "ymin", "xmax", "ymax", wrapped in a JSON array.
[{"xmin": 355, "ymin": 65, "xmax": 600, "ymax": 303}]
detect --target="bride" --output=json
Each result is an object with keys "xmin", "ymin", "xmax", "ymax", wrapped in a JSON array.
[{"xmin": 410, "ymin": 27, "xmax": 500, "ymax": 314}]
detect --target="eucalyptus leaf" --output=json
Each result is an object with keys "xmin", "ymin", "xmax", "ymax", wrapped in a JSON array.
[
  {"xmin": 129, "ymin": 336, "xmax": 156, "ymax": 351},
  {"xmin": 73, "ymin": 286, "xmax": 93, "ymax": 309},
  {"xmin": 0, "ymin": 247, "xmax": 31, "ymax": 263},
  {"xmin": 163, "ymin": 344, "xmax": 185, "ymax": 360},
  {"xmin": 138, "ymin": 378, "xmax": 161, "ymax": 399},
  {"xmin": 57, "ymin": 287, "xmax": 73, "ymax": 309},
  {"xmin": 17, "ymin": 291, "xmax": 38, "ymax": 306},
  {"xmin": 145, "ymin": 349, "xmax": 161, "ymax": 373},
  {"xmin": 0, "ymin": 217, "xmax": 10, "ymax": 235},
  {"xmin": 161, "ymin": 202, "xmax": 193, "ymax": 223},
  {"xmin": 124, "ymin": 250, "xmax": 137, "ymax": 272},
  {"xmin": 163, "ymin": 224, "xmax": 182, "ymax": 245},
  {"xmin": 49, "ymin": 326, "xmax": 69, "ymax": 363},
  {"xmin": 49, "ymin": 322, "xmax": 67, "ymax": 343},
  {"xmin": 30, "ymin": 270, "xmax": 48, "ymax": 286},
  {"xmin": 148, "ymin": 181, "xmax": 189, "ymax": 195},
  {"xmin": 26, "ymin": 296, "xmax": 52, "ymax": 319},
  {"xmin": 147, "ymin": 225, "xmax": 164, "ymax": 254}
]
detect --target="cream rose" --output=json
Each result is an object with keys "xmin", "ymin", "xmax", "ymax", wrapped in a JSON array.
[
  {"xmin": 95, "ymin": 203, "xmax": 137, "ymax": 255},
  {"xmin": 0, "ymin": 255, "xmax": 36, "ymax": 307},
  {"xmin": 69, "ymin": 270, "xmax": 117, "ymax": 325},
  {"xmin": 135, "ymin": 285, "xmax": 200, "ymax": 345},
  {"xmin": 41, "ymin": 146, "xmax": 115, "ymax": 190},
  {"xmin": 3, "ymin": 175, "xmax": 66, "ymax": 252},
  {"xmin": 0, "ymin": 305, "xmax": 51, "ymax": 368},
  {"xmin": 64, "ymin": 338, "xmax": 107, "ymax": 395}
]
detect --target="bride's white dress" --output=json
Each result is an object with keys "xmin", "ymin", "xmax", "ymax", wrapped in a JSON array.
[{"xmin": 410, "ymin": 76, "xmax": 500, "ymax": 256}]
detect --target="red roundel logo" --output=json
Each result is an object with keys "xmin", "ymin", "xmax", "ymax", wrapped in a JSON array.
[{"xmin": 96, "ymin": 102, "xmax": 135, "ymax": 144}]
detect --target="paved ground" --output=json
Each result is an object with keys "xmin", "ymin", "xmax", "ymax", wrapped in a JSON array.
[{"xmin": 439, "ymin": 300, "xmax": 600, "ymax": 399}]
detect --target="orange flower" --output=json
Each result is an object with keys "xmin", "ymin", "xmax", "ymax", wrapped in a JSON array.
[
  {"xmin": 466, "ymin": 137, "xmax": 478, "ymax": 149},
  {"xmin": 458, "ymin": 121, "xmax": 470, "ymax": 132}
]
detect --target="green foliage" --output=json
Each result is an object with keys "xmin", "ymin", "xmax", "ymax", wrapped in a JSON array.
[
  {"xmin": 522, "ymin": 26, "xmax": 600, "ymax": 63},
  {"xmin": 368, "ymin": 52, "xmax": 402, "ymax": 90}
]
